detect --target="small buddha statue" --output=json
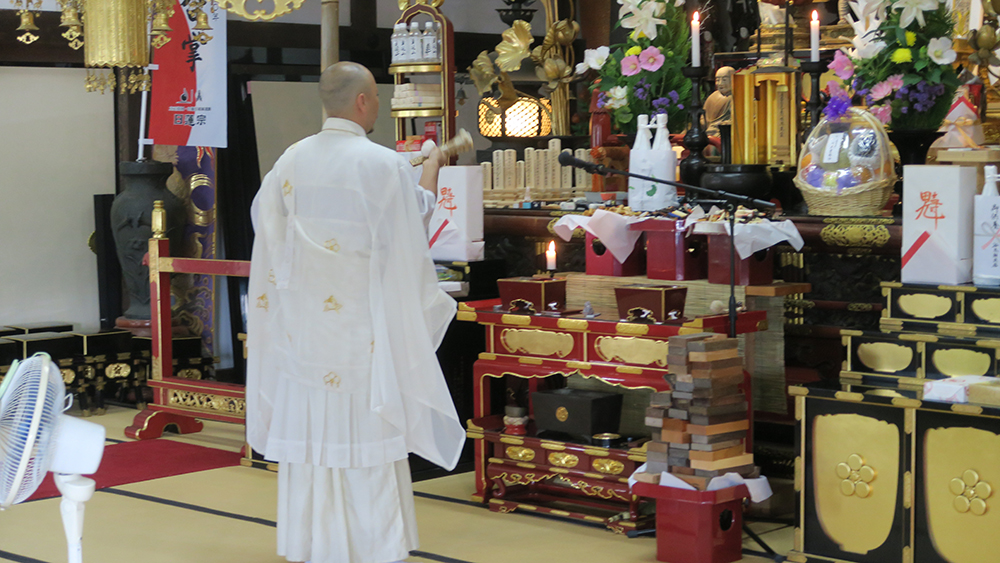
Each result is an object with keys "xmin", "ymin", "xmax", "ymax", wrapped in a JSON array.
[{"xmin": 704, "ymin": 66, "xmax": 735, "ymax": 137}]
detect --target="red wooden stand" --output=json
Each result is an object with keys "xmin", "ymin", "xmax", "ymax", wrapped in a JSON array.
[
  {"xmin": 632, "ymin": 482, "xmax": 750, "ymax": 563},
  {"xmin": 130, "ymin": 234, "xmax": 251, "ymax": 440}
]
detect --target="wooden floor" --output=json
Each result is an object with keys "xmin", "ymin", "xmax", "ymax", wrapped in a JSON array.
[{"xmin": 0, "ymin": 406, "xmax": 793, "ymax": 563}]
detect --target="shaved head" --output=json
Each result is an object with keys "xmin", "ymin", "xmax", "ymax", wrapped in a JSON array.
[{"xmin": 320, "ymin": 62, "xmax": 379, "ymax": 132}]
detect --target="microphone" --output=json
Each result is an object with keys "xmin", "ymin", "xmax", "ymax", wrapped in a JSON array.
[{"xmin": 557, "ymin": 151, "xmax": 600, "ymax": 174}]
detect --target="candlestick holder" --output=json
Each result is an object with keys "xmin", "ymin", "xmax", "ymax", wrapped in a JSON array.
[
  {"xmin": 680, "ymin": 66, "xmax": 710, "ymax": 186},
  {"xmin": 800, "ymin": 60, "xmax": 826, "ymax": 141}
]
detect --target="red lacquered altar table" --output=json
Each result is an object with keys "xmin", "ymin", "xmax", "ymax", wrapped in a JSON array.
[{"xmin": 457, "ymin": 298, "xmax": 767, "ymax": 533}]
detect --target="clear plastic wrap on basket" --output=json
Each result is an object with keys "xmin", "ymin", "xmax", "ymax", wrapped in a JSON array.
[{"xmin": 793, "ymin": 107, "xmax": 897, "ymax": 216}]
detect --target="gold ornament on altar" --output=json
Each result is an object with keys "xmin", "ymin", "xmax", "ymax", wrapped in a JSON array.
[
  {"xmin": 398, "ymin": 0, "xmax": 443, "ymax": 9},
  {"xmin": 217, "ymin": 0, "xmax": 305, "ymax": 21},
  {"xmin": 15, "ymin": 9, "xmax": 40, "ymax": 44}
]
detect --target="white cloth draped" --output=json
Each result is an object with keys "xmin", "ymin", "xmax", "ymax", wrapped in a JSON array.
[{"xmin": 246, "ymin": 117, "xmax": 465, "ymax": 472}]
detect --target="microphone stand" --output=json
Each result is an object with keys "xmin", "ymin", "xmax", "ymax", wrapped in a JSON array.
[{"xmin": 565, "ymin": 159, "xmax": 775, "ymax": 338}]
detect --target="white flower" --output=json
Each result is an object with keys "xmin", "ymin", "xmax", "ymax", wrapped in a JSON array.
[
  {"xmin": 620, "ymin": 1, "xmax": 666, "ymax": 41},
  {"xmin": 576, "ymin": 46, "xmax": 611, "ymax": 75},
  {"xmin": 674, "ymin": 0, "xmax": 685, "ymax": 6},
  {"xmin": 891, "ymin": 0, "xmax": 938, "ymax": 28},
  {"xmin": 618, "ymin": 0, "xmax": 642, "ymax": 19},
  {"xmin": 605, "ymin": 86, "xmax": 629, "ymax": 110},
  {"xmin": 928, "ymin": 36, "xmax": 957, "ymax": 65}
]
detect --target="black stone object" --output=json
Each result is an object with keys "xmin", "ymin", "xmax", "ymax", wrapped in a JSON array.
[
  {"xmin": 701, "ymin": 164, "xmax": 773, "ymax": 200},
  {"xmin": 680, "ymin": 66, "xmax": 710, "ymax": 186},
  {"xmin": 110, "ymin": 161, "xmax": 185, "ymax": 320}
]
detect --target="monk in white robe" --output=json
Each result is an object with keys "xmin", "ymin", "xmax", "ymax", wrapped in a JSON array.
[{"xmin": 246, "ymin": 62, "xmax": 466, "ymax": 563}]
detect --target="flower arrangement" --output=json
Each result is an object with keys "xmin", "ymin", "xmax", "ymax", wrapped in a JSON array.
[
  {"xmin": 575, "ymin": 0, "xmax": 691, "ymax": 134},
  {"xmin": 826, "ymin": 0, "xmax": 959, "ymax": 130}
]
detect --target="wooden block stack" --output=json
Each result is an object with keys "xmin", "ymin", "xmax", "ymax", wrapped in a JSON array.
[{"xmin": 637, "ymin": 333, "xmax": 756, "ymax": 489}]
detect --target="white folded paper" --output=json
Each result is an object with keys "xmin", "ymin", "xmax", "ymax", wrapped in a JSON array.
[
  {"xmin": 923, "ymin": 376, "xmax": 996, "ymax": 403},
  {"xmin": 687, "ymin": 216, "xmax": 804, "ymax": 259},
  {"xmin": 552, "ymin": 209, "xmax": 645, "ymax": 263},
  {"xmin": 628, "ymin": 463, "xmax": 773, "ymax": 503}
]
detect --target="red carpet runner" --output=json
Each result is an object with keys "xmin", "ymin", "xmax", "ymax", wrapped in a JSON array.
[{"xmin": 27, "ymin": 439, "xmax": 243, "ymax": 501}]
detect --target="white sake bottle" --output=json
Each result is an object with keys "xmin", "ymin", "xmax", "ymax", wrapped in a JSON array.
[
  {"xmin": 408, "ymin": 22, "xmax": 423, "ymax": 63},
  {"xmin": 628, "ymin": 115, "xmax": 655, "ymax": 211},
  {"xmin": 649, "ymin": 112, "xmax": 679, "ymax": 208},
  {"xmin": 974, "ymin": 165, "xmax": 1000, "ymax": 286}
]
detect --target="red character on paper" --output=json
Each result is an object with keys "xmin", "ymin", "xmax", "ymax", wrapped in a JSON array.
[
  {"xmin": 438, "ymin": 186, "xmax": 457, "ymax": 216},
  {"xmin": 915, "ymin": 191, "xmax": 945, "ymax": 229}
]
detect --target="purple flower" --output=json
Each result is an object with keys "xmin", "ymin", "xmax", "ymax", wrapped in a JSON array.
[
  {"xmin": 824, "ymin": 93, "xmax": 852, "ymax": 121},
  {"xmin": 652, "ymin": 97, "xmax": 670, "ymax": 112},
  {"xmin": 901, "ymin": 106, "xmax": 908, "ymax": 114},
  {"xmin": 668, "ymin": 90, "xmax": 679, "ymax": 103},
  {"xmin": 677, "ymin": 104, "xmax": 684, "ymax": 110},
  {"xmin": 596, "ymin": 92, "xmax": 608, "ymax": 109}
]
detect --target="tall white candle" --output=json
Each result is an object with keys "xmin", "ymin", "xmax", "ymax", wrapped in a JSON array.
[
  {"xmin": 691, "ymin": 12, "xmax": 701, "ymax": 67},
  {"xmin": 810, "ymin": 11, "xmax": 820, "ymax": 62},
  {"xmin": 546, "ymin": 241, "xmax": 556, "ymax": 271}
]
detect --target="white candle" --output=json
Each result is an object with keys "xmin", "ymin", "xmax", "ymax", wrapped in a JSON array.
[
  {"xmin": 691, "ymin": 12, "xmax": 701, "ymax": 67},
  {"xmin": 546, "ymin": 240, "xmax": 556, "ymax": 271},
  {"xmin": 810, "ymin": 11, "xmax": 820, "ymax": 62}
]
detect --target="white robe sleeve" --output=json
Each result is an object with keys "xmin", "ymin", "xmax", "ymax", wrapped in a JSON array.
[
  {"xmin": 368, "ymin": 163, "xmax": 464, "ymax": 471},
  {"xmin": 414, "ymin": 185, "xmax": 436, "ymax": 230},
  {"xmin": 245, "ymin": 169, "xmax": 283, "ymax": 455}
]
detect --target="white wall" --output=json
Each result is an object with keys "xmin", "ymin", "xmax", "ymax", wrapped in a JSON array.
[{"xmin": 0, "ymin": 67, "xmax": 116, "ymax": 330}]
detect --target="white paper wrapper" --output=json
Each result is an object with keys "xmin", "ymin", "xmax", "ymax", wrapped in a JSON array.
[
  {"xmin": 553, "ymin": 209, "xmax": 645, "ymax": 263},
  {"xmin": 923, "ymin": 376, "xmax": 997, "ymax": 403},
  {"xmin": 628, "ymin": 463, "xmax": 773, "ymax": 503},
  {"xmin": 689, "ymin": 218, "xmax": 804, "ymax": 259}
]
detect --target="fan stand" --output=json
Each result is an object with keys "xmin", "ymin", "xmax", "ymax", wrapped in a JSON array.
[{"xmin": 55, "ymin": 474, "xmax": 96, "ymax": 563}]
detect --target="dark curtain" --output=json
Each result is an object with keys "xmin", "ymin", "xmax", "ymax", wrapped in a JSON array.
[{"xmin": 216, "ymin": 75, "xmax": 260, "ymax": 384}]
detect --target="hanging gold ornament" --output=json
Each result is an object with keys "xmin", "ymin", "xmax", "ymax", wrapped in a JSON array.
[
  {"xmin": 193, "ymin": 9, "xmax": 212, "ymax": 30},
  {"xmin": 16, "ymin": 10, "xmax": 40, "ymax": 44},
  {"xmin": 84, "ymin": 0, "xmax": 149, "ymax": 68},
  {"xmin": 150, "ymin": 12, "xmax": 172, "ymax": 34}
]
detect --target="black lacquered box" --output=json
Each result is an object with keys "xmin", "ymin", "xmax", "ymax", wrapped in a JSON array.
[
  {"xmin": 531, "ymin": 388, "xmax": 623, "ymax": 440},
  {"xmin": 5, "ymin": 332, "xmax": 83, "ymax": 360}
]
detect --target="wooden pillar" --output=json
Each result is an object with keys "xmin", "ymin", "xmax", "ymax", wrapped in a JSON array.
[
  {"xmin": 321, "ymin": 0, "xmax": 339, "ymax": 121},
  {"xmin": 579, "ymin": 0, "xmax": 610, "ymax": 50}
]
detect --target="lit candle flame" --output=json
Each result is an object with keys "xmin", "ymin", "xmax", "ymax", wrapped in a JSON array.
[
  {"xmin": 548, "ymin": 241, "xmax": 555, "ymax": 253},
  {"xmin": 693, "ymin": 11, "xmax": 699, "ymax": 23},
  {"xmin": 811, "ymin": 10, "xmax": 818, "ymax": 22}
]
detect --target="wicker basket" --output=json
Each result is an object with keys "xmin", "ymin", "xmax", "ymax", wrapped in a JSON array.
[{"xmin": 795, "ymin": 108, "xmax": 898, "ymax": 216}]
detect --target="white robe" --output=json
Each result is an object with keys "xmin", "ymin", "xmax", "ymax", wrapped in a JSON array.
[{"xmin": 246, "ymin": 117, "xmax": 465, "ymax": 561}]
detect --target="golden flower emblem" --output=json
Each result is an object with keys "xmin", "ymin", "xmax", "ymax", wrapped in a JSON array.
[
  {"xmin": 469, "ymin": 50, "xmax": 498, "ymax": 96},
  {"xmin": 534, "ymin": 56, "xmax": 573, "ymax": 89},
  {"xmin": 495, "ymin": 20, "xmax": 534, "ymax": 72}
]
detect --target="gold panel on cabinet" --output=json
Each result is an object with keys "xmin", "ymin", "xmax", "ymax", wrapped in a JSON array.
[
  {"xmin": 500, "ymin": 329, "xmax": 575, "ymax": 357},
  {"xmin": 924, "ymin": 427, "xmax": 1000, "ymax": 563},
  {"xmin": 594, "ymin": 336, "xmax": 669, "ymax": 366},
  {"xmin": 897, "ymin": 293, "xmax": 953, "ymax": 319},
  {"xmin": 931, "ymin": 348, "xmax": 992, "ymax": 377},
  {"xmin": 971, "ymin": 297, "xmax": 1000, "ymax": 324},
  {"xmin": 813, "ymin": 413, "xmax": 900, "ymax": 555},
  {"xmin": 856, "ymin": 342, "xmax": 914, "ymax": 373}
]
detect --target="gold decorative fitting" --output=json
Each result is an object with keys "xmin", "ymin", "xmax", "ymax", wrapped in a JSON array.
[
  {"xmin": 555, "ymin": 406, "xmax": 569, "ymax": 422},
  {"xmin": 501, "ymin": 314, "xmax": 532, "ymax": 326},
  {"xmin": 84, "ymin": 0, "xmax": 149, "ymax": 67},
  {"xmin": 548, "ymin": 451, "xmax": 578, "ymax": 468},
  {"xmin": 837, "ymin": 454, "xmax": 876, "ymax": 498},
  {"xmin": 501, "ymin": 329, "xmax": 574, "ymax": 357},
  {"xmin": 17, "ymin": 9, "xmax": 39, "ymax": 31},
  {"xmin": 506, "ymin": 446, "xmax": 535, "ymax": 462},
  {"xmin": 592, "ymin": 458, "xmax": 624, "ymax": 475},
  {"xmin": 151, "ymin": 201, "xmax": 167, "ymax": 238},
  {"xmin": 933, "ymin": 348, "xmax": 991, "ymax": 377},
  {"xmin": 168, "ymin": 390, "xmax": 245, "ymax": 415},
  {"xmin": 904, "ymin": 471, "xmax": 913, "ymax": 509},
  {"xmin": 218, "ymin": 0, "xmax": 305, "ymax": 21},
  {"xmin": 456, "ymin": 311, "xmax": 477, "ymax": 322},
  {"xmin": 951, "ymin": 404, "xmax": 984, "ymax": 415},
  {"xmin": 60, "ymin": 368, "xmax": 75, "ymax": 384},
  {"xmin": 106, "ymin": 363, "xmax": 131, "ymax": 379},
  {"xmin": 615, "ymin": 323, "xmax": 649, "ymax": 336},
  {"xmin": 176, "ymin": 368, "xmax": 202, "ymax": 380},
  {"xmin": 834, "ymin": 391, "xmax": 864, "ymax": 402},
  {"xmin": 819, "ymin": 224, "xmax": 891, "ymax": 248},
  {"xmin": 952, "ymin": 471, "xmax": 991, "ymax": 516},
  {"xmin": 557, "ymin": 318, "xmax": 588, "ymax": 331},
  {"xmin": 398, "ymin": 0, "xmax": 444, "ymax": 9},
  {"xmin": 499, "ymin": 436, "xmax": 524, "ymax": 445},
  {"xmin": 193, "ymin": 9, "xmax": 213, "ymax": 30},
  {"xmin": 971, "ymin": 298, "xmax": 1000, "ymax": 324}
]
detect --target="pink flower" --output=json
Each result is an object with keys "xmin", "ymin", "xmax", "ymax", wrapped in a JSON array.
[
  {"xmin": 621, "ymin": 55, "xmax": 641, "ymax": 76},
  {"xmin": 828, "ymin": 80, "xmax": 846, "ymax": 97},
  {"xmin": 638, "ymin": 46, "xmax": 665, "ymax": 72},
  {"xmin": 870, "ymin": 104, "xmax": 892, "ymax": 125},
  {"xmin": 828, "ymin": 50, "xmax": 855, "ymax": 81},
  {"xmin": 885, "ymin": 74, "xmax": 904, "ymax": 90},
  {"xmin": 871, "ymin": 80, "xmax": 893, "ymax": 101}
]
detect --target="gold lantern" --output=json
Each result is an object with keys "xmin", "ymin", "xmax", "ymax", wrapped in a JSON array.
[
  {"xmin": 84, "ymin": 0, "xmax": 150, "ymax": 68},
  {"xmin": 478, "ymin": 96, "xmax": 552, "ymax": 138}
]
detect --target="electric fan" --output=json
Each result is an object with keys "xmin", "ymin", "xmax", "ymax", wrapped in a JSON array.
[{"xmin": 0, "ymin": 352, "xmax": 106, "ymax": 563}]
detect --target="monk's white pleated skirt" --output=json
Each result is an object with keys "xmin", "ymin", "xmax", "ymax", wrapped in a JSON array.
[{"xmin": 276, "ymin": 459, "xmax": 418, "ymax": 563}]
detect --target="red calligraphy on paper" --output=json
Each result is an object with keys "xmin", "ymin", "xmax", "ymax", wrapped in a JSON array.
[
  {"xmin": 915, "ymin": 191, "xmax": 945, "ymax": 229},
  {"xmin": 438, "ymin": 187, "xmax": 457, "ymax": 216}
]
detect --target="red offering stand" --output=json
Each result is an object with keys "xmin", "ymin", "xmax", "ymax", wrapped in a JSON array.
[
  {"xmin": 632, "ymin": 481, "xmax": 751, "ymax": 563},
  {"xmin": 707, "ymin": 234, "xmax": 774, "ymax": 286},
  {"xmin": 630, "ymin": 219, "xmax": 708, "ymax": 281},
  {"xmin": 585, "ymin": 232, "xmax": 645, "ymax": 276}
]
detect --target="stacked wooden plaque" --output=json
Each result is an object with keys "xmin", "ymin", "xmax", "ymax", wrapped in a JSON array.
[{"xmin": 637, "ymin": 333, "xmax": 756, "ymax": 489}]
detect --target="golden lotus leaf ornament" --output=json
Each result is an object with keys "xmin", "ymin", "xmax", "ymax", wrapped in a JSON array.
[
  {"xmin": 552, "ymin": 19, "xmax": 579, "ymax": 46},
  {"xmin": 470, "ymin": 50, "xmax": 498, "ymax": 96},
  {"xmin": 535, "ymin": 56, "xmax": 572, "ymax": 89},
  {"xmin": 495, "ymin": 20, "xmax": 534, "ymax": 72}
]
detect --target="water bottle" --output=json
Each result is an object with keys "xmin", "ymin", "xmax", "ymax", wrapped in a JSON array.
[
  {"xmin": 408, "ymin": 22, "xmax": 422, "ymax": 63},
  {"xmin": 390, "ymin": 24, "xmax": 402, "ymax": 64},
  {"xmin": 422, "ymin": 21, "xmax": 438, "ymax": 63}
]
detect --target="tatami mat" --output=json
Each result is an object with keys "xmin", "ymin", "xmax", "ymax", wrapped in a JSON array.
[{"xmin": 0, "ymin": 407, "xmax": 790, "ymax": 563}]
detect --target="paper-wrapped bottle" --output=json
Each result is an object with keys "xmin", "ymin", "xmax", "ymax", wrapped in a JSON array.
[
  {"xmin": 974, "ymin": 165, "xmax": 1000, "ymax": 286},
  {"xmin": 628, "ymin": 115, "xmax": 655, "ymax": 211},
  {"xmin": 650, "ymin": 113, "xmax": 678, "ymax": 209}
]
